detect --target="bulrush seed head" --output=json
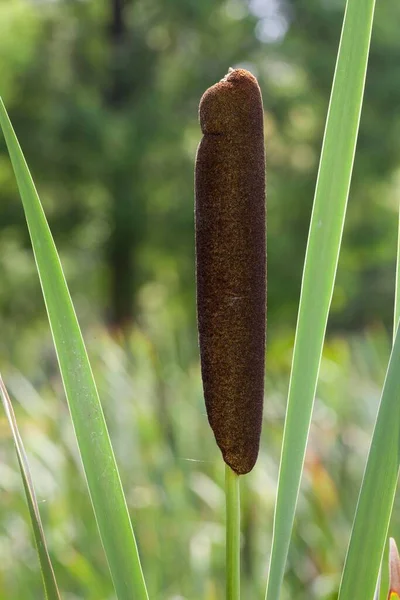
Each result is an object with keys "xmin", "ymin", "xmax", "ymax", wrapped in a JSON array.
[{"xmin": 195, "ymin": 68, "xmax": 266, "ymax": 475}]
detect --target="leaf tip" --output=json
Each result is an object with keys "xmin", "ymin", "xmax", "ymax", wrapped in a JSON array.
[{"xmin": 389, "ymin": 538, "xmax": 400, "ymax": 598}]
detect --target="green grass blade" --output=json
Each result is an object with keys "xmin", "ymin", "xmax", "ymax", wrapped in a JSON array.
[
  {"xmin": 395, "ymin": 211, "xmax": 400, "ymax": 340},
  {"xmin": 0, "ymin": 99, "xmax": 149, "ymax": 600},
  {"xmin": 265, "ymin": 1, "xmax": 376, "ymax": 598},
  {"xmin": 0, "ymin": 375, "xmax": 62, "ymax": 600},
  {"xmin": 337, "ymin": 323, "xmax": 400, "ymax": 600},
  {"xmin": 374, "ymin": 566, "xmax": 381, "ymax": 600},
  {"xmin": 339, "ymin": 105, "xmax": 400, "ymax": 600}
]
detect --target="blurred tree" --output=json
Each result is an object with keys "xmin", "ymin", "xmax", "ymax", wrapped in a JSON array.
[
  {"xmin": 106, "ymin": 0, "xmax": 139, "ymax": 327},
  {"xmin": 1, "ymin": 0, "xmax": 400, "ymax": 344}
]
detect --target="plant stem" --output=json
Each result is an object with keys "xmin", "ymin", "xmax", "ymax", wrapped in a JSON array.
[{"xmin": 226, "ymin": 464, "xmax": 240, "ymax": 600}]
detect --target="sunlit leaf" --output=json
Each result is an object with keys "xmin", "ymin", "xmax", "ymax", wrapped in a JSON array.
[
  {"xmin": 265, "ymin": 0, "xmax": 376, "ymax": 597},
  {"xmin": 0, "ymin": 98, "xmax": 149, "ymax": 600},
  {"xmin": 0, "ymin": 375, "xmax": 62, "ymax": 600}
]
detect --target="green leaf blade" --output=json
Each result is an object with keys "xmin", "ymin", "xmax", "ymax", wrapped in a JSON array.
[
  {"xmin": 0, "ymin": 376, "xmax": 62, "ymax": 600},
  {"xmin": 394, "ymin": 213, "xmax": 400, "ymax": 339},
  {"xmin": 338, "ymin": 325, "xmax": 400, "ymax": 600},
  {"xmin": 265, "ymin": 1, "xmax": 376, "ymax": 598},
  {"xmin": 0, "ymin": 99, "xmax": 149, "ymax": 600}
]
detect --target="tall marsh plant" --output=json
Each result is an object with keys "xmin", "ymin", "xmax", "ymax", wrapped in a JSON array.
[
  {"xmin": 195, "ymin": 68, "xmax": 266, "ymax": 600},
  {"xmin": 2, "ymin": 0, "xmax": 400, "ymax": 598}
]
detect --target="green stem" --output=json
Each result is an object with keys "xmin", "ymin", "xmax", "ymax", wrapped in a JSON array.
[{"xmin": 225, "ymin": 464, "xmax": 240, "ymax": 600}]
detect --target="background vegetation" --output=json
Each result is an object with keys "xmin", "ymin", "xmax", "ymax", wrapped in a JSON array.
[{"xmin": 1, "ymin": 0, "xmax": 400, "ymax": 598}]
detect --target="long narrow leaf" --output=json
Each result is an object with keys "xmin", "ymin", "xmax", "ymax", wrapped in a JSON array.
[
  {"xmin": 394, "ymin": 211, "xmax": 400, "ymax": 339},
  {"xmin": 0, "ymin": 99, "xmax": 149, "ymax": 600},
  {"xmin": 0, "ymin": 375, "xmax": 62, "ymax": 600},
  {"xmin": 338, "ymin": 322, "xmax": 400, "ymax": 600},
  {"xmin": 374, "ymin": 565, "xmax": 381, "ymax": 600},
  {"xmin": 339, "ymin": 88, "xmax": 400, "ymax": 600},
  {"xmin": 265, "ymin": 1, "xmax": 376, "ymax": 598}
]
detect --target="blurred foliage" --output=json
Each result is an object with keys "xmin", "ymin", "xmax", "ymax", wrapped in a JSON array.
[
  {"xmin": 2, "ymin": 0, "xmax": 400, "ymax": 598},
  {"xmin": 1, "ymin": 0, "xmax": 400, "ymax": 349},
  {"xmin": 1, "ymin": 325, "xmax": 400, "ymax": 599}
]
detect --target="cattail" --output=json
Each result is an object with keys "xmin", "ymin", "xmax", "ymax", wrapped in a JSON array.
[{"xmin": 195, "ymin": 68, "xmax": 266, "ymax": 475}]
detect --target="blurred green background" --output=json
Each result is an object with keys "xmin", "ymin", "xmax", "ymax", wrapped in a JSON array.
[{"xmin": 1, "ymin": 0, "xmax": 400, "ymax": 598}]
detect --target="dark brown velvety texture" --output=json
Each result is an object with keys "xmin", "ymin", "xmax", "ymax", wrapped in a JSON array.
[{"xmin": 195, "ymin": 69, "xmax": 266, "ymax": 474}]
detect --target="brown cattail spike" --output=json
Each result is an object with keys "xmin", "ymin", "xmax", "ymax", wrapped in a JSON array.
[{"xmin": 195, "ymin": 68, "xmax": 266, "ymax": 475}]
